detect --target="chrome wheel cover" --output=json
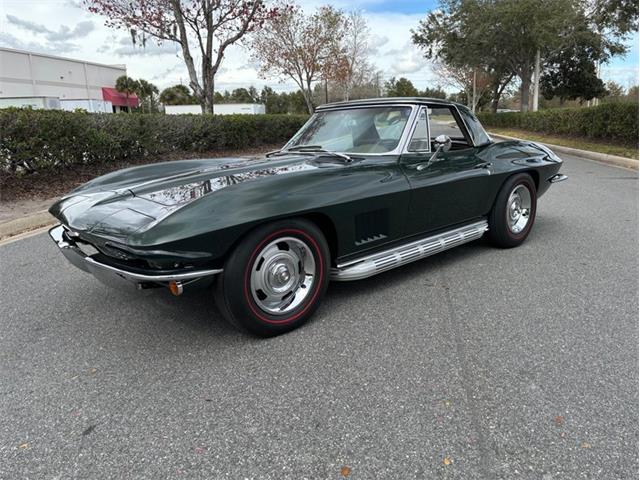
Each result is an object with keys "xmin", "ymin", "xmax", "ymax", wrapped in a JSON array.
[
  {"xmin": 506, "ymin": 184, "xmax": 532, "ymax": 234},
  {"xmin": 249, "ymin": 237, "xmax": 316, "ymax": 315}
]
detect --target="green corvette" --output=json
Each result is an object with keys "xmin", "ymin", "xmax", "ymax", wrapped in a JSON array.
[{"xmin": 49, "ymin": 98, "xmax": 567, "ymax": 336}]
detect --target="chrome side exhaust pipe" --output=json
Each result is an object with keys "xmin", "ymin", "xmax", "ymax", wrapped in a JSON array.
[{"xmin": 330, "ymin": 220, "xmax": 488, "ymax": 281}]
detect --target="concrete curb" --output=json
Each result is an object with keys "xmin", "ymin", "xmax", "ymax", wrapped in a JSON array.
[
  {"xmin": 489, "ymin": 132, "xmax": 639, "ymax": 171},
  {"xmin": 0, "ymin": 210, "xmax": 56, "ymax": 241}
]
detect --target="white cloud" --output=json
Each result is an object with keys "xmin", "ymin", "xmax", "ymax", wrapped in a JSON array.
[
  {"xmin": 47, "ymin": 21, "xmax": 94, "ymax": 41},
  {"xmin": 112, "ymin": 37, "xmax": 180, "ymax": 57},
  {"xmin": 0, "ymin": 31, "xmax": 79, "ymax": 54},
  {"xmin": 5, "ymin": 15, "xmax": 50, "ymax": 34},
  {"xmin": 600, "ymin": 67, "xmax": 639, "ymax": 88},
  {"xmin": 364, "ymin": 12, "xmax": 439, "ymax": 88},
  {"xmin": 367, "ymin": 34, "xmax": 389, "ymax": 55},
  {"xmin": 6, "ymin": 14, "xmax": 94, "ymax": 42},
  {"xmin": 381, "ymin": 40, "xmax": 432, "ymax": 76}
]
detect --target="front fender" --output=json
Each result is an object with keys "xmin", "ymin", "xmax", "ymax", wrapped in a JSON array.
[{"xmin": 127, "ymin": 157, "xmax": 410, "ymax": 262}]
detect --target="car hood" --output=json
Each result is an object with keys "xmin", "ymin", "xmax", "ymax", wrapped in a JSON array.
[{"xmin": 49, "ymin": 154, "xmax": 333, "ymax": 242}]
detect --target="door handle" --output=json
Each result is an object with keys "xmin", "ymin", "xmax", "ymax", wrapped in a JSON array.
[
  {"xmin": 474, "ymin": 162, "xmax": 492, "ymax": 169},
  {"xmin": 407, "ymin": 162, "xmax": 429, "ymax": 171}
]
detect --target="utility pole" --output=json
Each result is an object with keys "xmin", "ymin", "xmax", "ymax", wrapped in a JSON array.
[
  {"xmin": 532, "ymin": 49, "xmax": 541, "ymax": 112},
  {"xmin": 324, "ymin": 78, "xmax": 328, "ymax": 104},
  {"xmin": 472, "ymin": 69, "xmax": 477, "ymax": 113},
  {"xmin": 594, "ymin": 62, "xmax": 601, "ymax": 106}
]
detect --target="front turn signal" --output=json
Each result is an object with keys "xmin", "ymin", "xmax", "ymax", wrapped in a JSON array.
[{"xmin": 168, "ymin": 281, "xmax": 183, "ymax": 296}]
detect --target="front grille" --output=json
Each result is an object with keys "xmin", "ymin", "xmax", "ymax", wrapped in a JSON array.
[{"xmin": 98, "ymin": 244, "xmax": 136, "ymax": 261}]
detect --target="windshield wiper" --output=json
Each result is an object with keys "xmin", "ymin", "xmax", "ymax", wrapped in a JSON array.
[
  {"xmin": 266, "ymin": 145, "xmax": 325, "ymax": 157},
  {"xmin": 267, "ymin": 145, "xmax": 352, "ymax": 161}
]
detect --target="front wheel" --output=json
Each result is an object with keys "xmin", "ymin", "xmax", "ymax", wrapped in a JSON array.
[
  {"xmin": 488, "ymin": 173, "xmax": 537, "ymax": 248},
  {"xmin": 214, "ymin": 219, "xmax": 330, "ymax": 336}
]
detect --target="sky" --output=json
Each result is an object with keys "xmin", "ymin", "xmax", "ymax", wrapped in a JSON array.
[{"xmin": 0, "ymin": 0, "xmax": 638, "ymax": 94}]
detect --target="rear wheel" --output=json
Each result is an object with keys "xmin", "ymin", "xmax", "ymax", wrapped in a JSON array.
[
  {"xmin": 214, "ymin": 219, "xmax": 330, "ymax": 336},
  {"xmin": 488, "ymin": 173, "xmax": 537, "ymax": 248}
]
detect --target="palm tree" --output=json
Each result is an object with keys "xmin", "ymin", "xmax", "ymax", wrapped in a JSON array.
[
  {"xmin": 136, "ymin": 79, "xmax": 160, "ymax": 113},
  {"xmin": 159, "ymin": 85, "xmax": 195, "ymax": 106},
  {"xmin": 115, "ymin": 75, "xmax": 140, "ymax": 113}
]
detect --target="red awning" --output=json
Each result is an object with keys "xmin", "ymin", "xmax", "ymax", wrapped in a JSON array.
[{"xmin": 102, "ymin": 87, "xmax": 139, "ymax": 108}]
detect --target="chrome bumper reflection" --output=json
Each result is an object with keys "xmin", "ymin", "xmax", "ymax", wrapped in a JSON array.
[
  {"xmin": 48, "ymin": 224, "xmax": 222, "ymax": 289},
  {"xmin": 548, "ymin": 173, "xmax": 568, "ymax": 183}
]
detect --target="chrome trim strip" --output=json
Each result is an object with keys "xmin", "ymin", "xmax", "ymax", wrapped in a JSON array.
[
  {"xmin": 316, "ymin": 97, "xmax": 452, "ymax": 110},
  {"xmin": 548, "ymin": 173, "xmax": 568, "ymax": 183},
  {"xmin": 451, "ymin": 105, "xmax": 478, "ymax": 148},
  {"xmin": 330, "ymin": 220, "xmax": 488, "ymax": 281},
  {"xmin": 49, "ymin": 225, "xmax": 222, "ymax": 284},
  {"xmin": 83, "ymin": 257, "xmax": 223, "ymax": 282},
  {"xmin": 402, "ymin": 106, "xmax": 431, "ymax": 154}
]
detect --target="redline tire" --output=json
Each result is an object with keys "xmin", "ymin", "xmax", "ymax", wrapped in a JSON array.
[
  {"xmin": 214, "ymin": 219, "xmax": 330, "ymax": 336},
  {"xmin": 488, "ymin": 173, "xmax": 537, "ymax": 248}
]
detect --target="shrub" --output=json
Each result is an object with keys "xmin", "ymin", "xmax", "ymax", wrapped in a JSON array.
[
  {"xmin": 0, "ymin": 109, "xmax": 309, "ymax": 176},
  {"xmin": 477, "ymin": 103, "xmax": 639, "ymax": 144}
]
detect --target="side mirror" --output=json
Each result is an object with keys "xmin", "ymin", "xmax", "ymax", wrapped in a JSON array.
[
  {"xmin": 434, "ymin": 134, "xmax": 452, "ymax": 152},
  {"xmin": 417, "ymin": 135, "xmax": 452, "ymax": 171}
]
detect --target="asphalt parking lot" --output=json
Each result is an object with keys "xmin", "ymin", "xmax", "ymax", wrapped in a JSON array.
[{"xmin": 1, "ymin": 153, "xmax": 637, "ymax": 479}]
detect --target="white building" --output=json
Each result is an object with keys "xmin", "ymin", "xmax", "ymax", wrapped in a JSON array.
[
  {"xmin": 0, "ymin": 47, "xmax": 138, "ymax": 112},
  {"xmin": 165, "ymin": 103, "xmax": 266, "ymax": 115}
]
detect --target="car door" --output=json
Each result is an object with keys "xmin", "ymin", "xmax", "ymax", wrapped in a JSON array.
[{"xmin": 400, "ymin": 104, "xmax": 492, "ymax": 236}]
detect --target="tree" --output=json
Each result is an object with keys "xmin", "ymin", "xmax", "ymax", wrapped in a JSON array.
[
  {"xmin": 136, "ymin": 79, "xmax": 160, "ymax": 112},
  {"xmin": 348, "ymin": 70, "xmax": 383, "ymax": 100},
  {"xmin": 332, "ymin": 11, "xmax": 373, "ymax": 101},
  {"xmin": 605, "ymin": 80, "xmax": 625, "ymax": 97},
  {"xmin": 420, "ymin": 86, "xmax": 448, "ymax": 100},
  {"xmin": 541, "ymin": 36, "xmax": 607, "ymax": 103},
  {"xmin": 115, "ymin": 75, "xmax": 139, "ymax": 111},
  {"xmin": 412, "ymin": 0, "xmax": 516, "ymax": 113},
  {"xmin": 431, "ymin": 61, "xmax": 494, "ymax": 111},
  {"xmin": 159, "ymin": 84, "xmax": 195, "ymax": 105},
  {"xmin": 228, "ymin": 88, "xmax": 254, "ymax": 103},
  {"xmin": 251, "ymin": 3, "xmax": 345, "ymax": 114},
  {"xmin": 591, "ymin": 0, "xmax": 639, "ymax": 36},
  {"xmin": 287, "ymin": 90, "xmax": 309, "ymax": 113},
  {"xmin": 260, "ymin": 86, "xmax": 286, "ymax": 113},
  {"xmin": 384, "ymin": 77, "xmax": 419, "ymax": 97},
  {"xmin": 413, "ymin": 0, "xmax": 630, "ymax": 113},
  {"xmin": 248, "ymin": 86, "xmax": 260, "ymax": 103},
  {"xmin": 84, "ymin": 0, "xmax": 279, "ymax": 113},
  {"xmin": 492, "ymin": 0, "xmax": 577, "ymax": 112}
]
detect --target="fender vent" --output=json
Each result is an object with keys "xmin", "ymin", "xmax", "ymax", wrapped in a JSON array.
[{"xmin": 355, "ymin": 209, "xmax": 388, "ymax": 246}]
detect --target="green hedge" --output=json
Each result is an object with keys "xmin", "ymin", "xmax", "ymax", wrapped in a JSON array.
[
  {"xmin": 477, "ymin": 103, "xmax": 639, "ymax": 144},
  {"xmin": 0, "ymin": 109, "xmax": 309, "ymax": 175}
]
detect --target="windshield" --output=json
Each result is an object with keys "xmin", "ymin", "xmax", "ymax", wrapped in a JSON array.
[{"xmin": 286, "ymin": 106, "xmax": 412, "ymax": 154}]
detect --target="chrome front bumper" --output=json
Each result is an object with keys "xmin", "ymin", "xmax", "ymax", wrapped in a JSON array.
[{"xmin": 49, "ymin": 225, "xmax": 222, "ymax": 290}]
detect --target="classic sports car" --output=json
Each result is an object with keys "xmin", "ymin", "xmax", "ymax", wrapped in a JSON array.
[{"xmin": 49, "ymin": 98, "xmax": 567, "ymax": 336}]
